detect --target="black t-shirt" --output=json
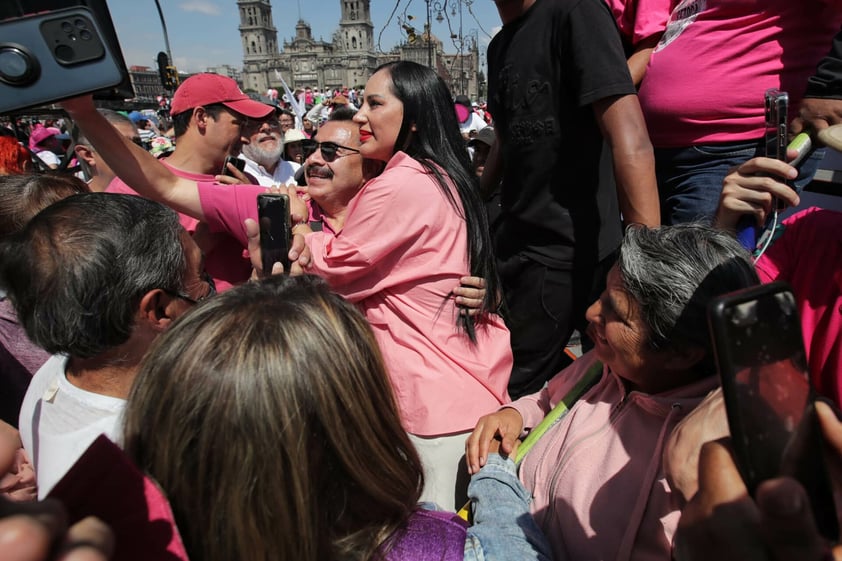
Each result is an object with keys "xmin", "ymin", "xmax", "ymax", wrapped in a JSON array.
[{"xmin": 487, "ymin": 0, "xmax": 635, "ymax": 268}]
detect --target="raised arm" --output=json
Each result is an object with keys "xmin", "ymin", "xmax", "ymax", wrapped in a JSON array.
[
  {"xmin": 60, "ymin": 96, "xmax": 206, "ymax": 221},
  {"xmin": 594, "ymin": 94, "xmax": 660, "ymax": 227}
]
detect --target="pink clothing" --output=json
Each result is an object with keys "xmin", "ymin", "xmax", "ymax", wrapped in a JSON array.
[
  {"xmin": 199, "ymin": 154, "xmax": 513, "ymax": 436},
  {"xmin": 604, "ymin": 0, "xmax": 673, "ymax": 46},
  {"xmin": 304, "ymin": 153, "xmax": 512, "ymax": 435},
  {"xmin": 638, "ymin": 0, "xmax": 842, "ymax": 147},
  {"xmin": 754, "ymin": 207, "xmax": 842, "ymax": 408},
  {"xmin": 107, "ymin": 161, "xmax": 251, "ymax": 291},
  {"xmin": 511, "ymin": 351, "xmax": 717, "ymax": 561}
]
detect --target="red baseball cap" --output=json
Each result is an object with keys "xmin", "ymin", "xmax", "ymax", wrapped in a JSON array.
[{"xmin": 170, "ymin": 73, "xmax": 274, "ymax": 119}]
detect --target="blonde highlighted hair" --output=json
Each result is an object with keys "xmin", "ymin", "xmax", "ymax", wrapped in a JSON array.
[{"xmin": 123, "ymin": 275, "xmax": 423, "ymax": 561}]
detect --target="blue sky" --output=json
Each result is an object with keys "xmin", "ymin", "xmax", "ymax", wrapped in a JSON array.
[{"xmin": 109, "ymin": 0, "xmax": 502, "ymax": 73}]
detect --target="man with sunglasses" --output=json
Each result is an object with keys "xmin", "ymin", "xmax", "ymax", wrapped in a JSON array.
[
  {"xmin": 239, "ymin": 112, "xmax": 301, "ymax": 188},
  {"xmin": 3, "ymin": 193, "xmax": 213, "ymax": 498},
  {"xmin": 104, "ymin": 73, "xmax": 275, "ymax": 291}
]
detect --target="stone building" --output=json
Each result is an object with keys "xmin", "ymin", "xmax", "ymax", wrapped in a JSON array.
[{"xmin": 237, "ymin": 0, "xmax": 479, "ymax": 99}]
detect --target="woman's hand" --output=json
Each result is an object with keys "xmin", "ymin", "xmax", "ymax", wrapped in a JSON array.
[
  {"xmin": 713, "ymin": 157, "xmax": 800, "ymax": 233},
  {"xmin": 465, "ymin": 408, "xmax": 524, "ymax": 475},
  {"xmin": 453, "ymin": 276, "xmax": 487, "ymax": 316}
]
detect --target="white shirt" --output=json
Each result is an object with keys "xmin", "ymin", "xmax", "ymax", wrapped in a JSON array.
[
  {"xmin": 240, "ymin": 155, "xmax": 301, "ymax": 187},
  {"xmin": 459, "ymin": 113, "xmax": 488, "ymax": 136},
  {"xmin": 18, "ymin": 355, "xmax": 125, "ymax": 498}
]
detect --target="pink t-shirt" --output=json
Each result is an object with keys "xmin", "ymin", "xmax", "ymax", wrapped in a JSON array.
[
  {"xmin": 603, "ymin": 0, "xmax": 673, "ymax": 46},
  {"xmin": 754, "ymin": 207, "xmax": 842, "ymax": 408},
  {"xmin": 199, "ymin": 154, "xmax": 513, "ymax": 436},
  {"xmin": 638, "ymin": 0, "xmax": 842, "ymax": 147},
  {"xmin": 107, "ymin": 161, "xmax": 251, "ymax": 291}
]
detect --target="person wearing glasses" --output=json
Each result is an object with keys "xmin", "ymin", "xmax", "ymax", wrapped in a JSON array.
[
  {"xmin": 0, "ymin": 193, "xmax": 213, "ymax": 499},
  {"xmin": 63, "ymin": 66, "xmax": 510, "ymax": 508},
  {"xmin": 106, "ymin": 73, "xmax": 275, "ymax": 292},
  {"xmin": 239, "ymin": 112, "xmax": 301, "ymax": 188}
]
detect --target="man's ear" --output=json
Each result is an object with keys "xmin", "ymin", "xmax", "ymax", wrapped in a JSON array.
[
  {"xmin": 137, "ymin": 289, "xmax": 181, "ymax": 333},
  {"xmin": 193, "ymin": 106, "xmax": 209, "ymax": 132},
  {"xmin": 74, "ymin": 144, "xmax": 96, "ymax": 167}
]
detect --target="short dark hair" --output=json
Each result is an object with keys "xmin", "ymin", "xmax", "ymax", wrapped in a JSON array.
[
  {"xmin": 171, "ymin": 103, "xmax": 228, "ymax": 138},
  {"xmin": 0, "ymin": 193, "xmax": 186, "ymax": 358},
  {"xmin": 328, "ymin": 106, "xmax": 357, "ymax": 122},
  {"xmin": 0, "ymin": 173, "xmax": 89, "ymax": 242}
]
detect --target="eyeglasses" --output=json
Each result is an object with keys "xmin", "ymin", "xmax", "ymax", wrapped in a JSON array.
[
  {"xmin": 300, "ymin": 139, "xmax": 361, "ymax": 163},
  {"xmin": 164, "ymin": 272, "xmax": 217, "ymax": 305}
]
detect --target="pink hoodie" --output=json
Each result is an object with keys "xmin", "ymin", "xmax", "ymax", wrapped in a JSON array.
[{"xmin": 511, "ymin": 351, "xmax": 718, "ymax": 561}]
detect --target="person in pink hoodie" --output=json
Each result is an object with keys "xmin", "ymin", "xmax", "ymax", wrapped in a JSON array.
[{"xmin": 467, "ymin": 223, "xmax": 759, "ymax": 561}]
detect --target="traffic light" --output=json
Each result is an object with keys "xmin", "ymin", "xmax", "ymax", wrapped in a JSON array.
[{"xmin": 156, "ymin": 51, "xmax": 169, "ymax": 88}]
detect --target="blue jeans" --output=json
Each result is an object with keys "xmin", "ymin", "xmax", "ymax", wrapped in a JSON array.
[
  {"xmin": 656, "ymin": 140, "xmax": 824, "ymax": 225},
  {"xmin": 464, "ymin": 454, "xmax": 553, "ymax": 561}
]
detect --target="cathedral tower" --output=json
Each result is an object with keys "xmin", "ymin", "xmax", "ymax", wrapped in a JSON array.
[
  {"xmin": 237, "ymin": 0, "xmax": 278, "ymax": 61},
  {"xmin": 338, "ymin": 0, "xmax": 374, "ymax": 52}
]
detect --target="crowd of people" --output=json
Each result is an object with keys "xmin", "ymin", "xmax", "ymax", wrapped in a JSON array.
[{"xmin": 1, "ymin": 0, "xmax": 842, "ymax": 559}]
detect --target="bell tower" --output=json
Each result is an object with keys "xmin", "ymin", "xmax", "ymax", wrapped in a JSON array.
[
  {"xmin": 237, "ymin": 0, "xmax": 278, "ymax": 61},
  {"xmin": 338, "ymin": 0, "xmax": 374, "ymax": 53}
]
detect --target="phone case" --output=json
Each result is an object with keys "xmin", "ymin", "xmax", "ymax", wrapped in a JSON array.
[
  {"xmin": 257, "ymin": 193, "xmax": 291, "ymax": 273},
  {"xmin": 708, "ymin": 281, "xmax": 839, "ymax": 540},
  {"xmin": 0, "ymin": 6, "xmax": 125, "ymax": 114}
]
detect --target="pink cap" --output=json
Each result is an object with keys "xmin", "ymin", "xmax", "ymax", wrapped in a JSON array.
[
  {"xmin": 454, "ymin": 104, "xmax": 471, "ymax": 123},
  {"xmin": 29, "ymin": 126, "xmax": 61, "ymax": 149},
  {"xmin": 170, "ymin": 73, "xmax": 274, "ymax": 119}
]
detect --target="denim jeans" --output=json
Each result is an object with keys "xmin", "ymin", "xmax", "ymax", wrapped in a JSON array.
[
  {"xmin": 464, "ymin": 454, "xmax": 553, "ymax": 561},
  {"xmin": 656, "ymin": 140, "xmax": 824, "ymax": 225}
]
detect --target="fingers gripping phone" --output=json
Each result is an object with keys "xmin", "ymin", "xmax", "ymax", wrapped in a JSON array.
[
  {"xmin": 0, "ymin": 6, "xmax": 126, "ymax": 114},
  {"xmin": 222, "ymin": 155, "xmax": 246, "ymax": 177},
  {"xmin": 257, "ymin": 193, "xmax": 291, "ymax": 273},
  {"xmin": 708, "ymin": 282, "xmax": 839, "ymax": 541}
]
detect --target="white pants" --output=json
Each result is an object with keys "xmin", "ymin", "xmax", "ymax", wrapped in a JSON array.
[{"xmin": 409, "ymin": 431, "xmax": 471, "ymax": 511}]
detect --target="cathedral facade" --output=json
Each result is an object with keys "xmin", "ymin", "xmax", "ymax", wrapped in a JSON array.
[{"xmin": 237, "ymin": 0, "xmax": 481, "ymax": 100}]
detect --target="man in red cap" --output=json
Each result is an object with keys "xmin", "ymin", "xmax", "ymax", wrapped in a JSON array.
[{"xmin": 106, "ymin": 73, "xmax": 275, "ymax": 290}]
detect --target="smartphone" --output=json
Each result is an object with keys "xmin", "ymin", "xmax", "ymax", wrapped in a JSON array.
[
  {"xmin": 257, "ymin": 193, "xmax": 291, "ymax": 273},
  {"xmin": 222, "ymin": 155, "xmax": 246, "ymax": 177},
  {"xmin": 0, "ymin": 6, "xmax": 126, "ymax": 114},
  {"xmin": 764, "ymin": 89, "xmax": 789, "ymax": 162},
  {"xmin": 708, "ymin": 282, "xmax": 839, "ymax": 541}
]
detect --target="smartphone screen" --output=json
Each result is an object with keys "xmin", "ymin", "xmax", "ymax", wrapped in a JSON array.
[
  {"xmin": 709, "ymin": 282, "xmax": 838, "ymax": 540},
  {"xmin": 257, "ymin": 193, "xmax": 291, "ymax": 273}
]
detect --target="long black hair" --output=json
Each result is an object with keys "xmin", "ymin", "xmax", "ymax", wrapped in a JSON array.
[{"xmin": 375, "ymin": 60, "xmax": 498, "ymax": 341}]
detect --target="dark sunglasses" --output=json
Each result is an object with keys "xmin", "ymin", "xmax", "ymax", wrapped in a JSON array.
[{"xmin": 300, "ymin": 139, "xmax": 361, "ymax": 163}]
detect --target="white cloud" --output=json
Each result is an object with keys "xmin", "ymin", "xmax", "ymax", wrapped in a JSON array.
[{"xmin": 179, "ymin": 1, "xmax": 221, "ymax": 16}]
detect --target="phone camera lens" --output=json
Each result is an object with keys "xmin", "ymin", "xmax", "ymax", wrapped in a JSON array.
[
  {"xmin": 74, "ymin": 18, "xmax": 88, "ymax": 29},
  {"xmin": 0, "ymin": 44, "xmax": 39, "ymax": 86},
  {"xmin": 61, "ymin": 21, "xmax": 73, "ymax": 33},
  {"xmin": 80, "ymin": 30, "xmax": 92, "ymax": 41},
  {"xmin": 54, "ymin": 44, "xmax": 75, "ymax": 61}
]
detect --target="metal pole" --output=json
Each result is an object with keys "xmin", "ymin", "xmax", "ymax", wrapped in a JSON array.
[
  {"xmin": 426, "ymin": 0, "xmax": 432, "ymax": 68},
  {"xmin": 153, "ymin": 0, "xmax": 174, "ymax": 67},
  {"xmin": 459, "ymin": 0, "xmax": 464, "ymax": 94}
]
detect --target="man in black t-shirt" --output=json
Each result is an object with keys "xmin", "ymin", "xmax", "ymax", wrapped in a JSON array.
[{"xmin": 482, "ymin": 0, "xmax": 660, "ymax": 398}]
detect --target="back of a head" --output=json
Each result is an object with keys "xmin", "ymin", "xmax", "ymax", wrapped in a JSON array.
[
  {"xmin": 0, "ymin": 136, "xmax": 32, "ymax": 175},
  {"xmin": 123, "ymin": 275, "xmax": 423, "ymax": 561},
  {"xmin": 618, "ymin": 223, "xmax": 759, "ymax": 359},
  {"xmin": 0, "ymin": 192, "xmax": 185, "ymax": 358},
  {"xmin": 0, "ymin": 173, "xmax": 89, "ymax": 241}
]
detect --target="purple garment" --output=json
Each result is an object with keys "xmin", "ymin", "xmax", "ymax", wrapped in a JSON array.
[
  {"xmin": 0, "ymin": 298, "xmax": 48, "ymax": 427},
  {"xmin": 382, "ymin": 509, "xmax": 467, "ymax": 561}
]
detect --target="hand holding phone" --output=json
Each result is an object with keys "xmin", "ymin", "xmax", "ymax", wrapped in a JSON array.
[
  {"xmin": 708, "ymin": 282, "xmax": 839, "ymax": 541},
  {"xmin": 222, "ymin": 155, "xmax": 246, "ymax": 177},
  {"xmin": 257, "ymin": 193, "xmax": 291, "ymax": 274}
]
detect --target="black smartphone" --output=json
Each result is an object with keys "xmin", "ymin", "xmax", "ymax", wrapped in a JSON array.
[
  {"xmin": 222, "ymin": 155, "xmax": 246, "ymax": 177},
  {"xmin": 764, "ymin": 89, "xmax": 789, "ymax": 163},
  {"xmin": 257, "ymin": 193, "xmax": 291, "ymax": 274},
  {"xmin": 0, "ymin": 6, "xmax": 127, "ymax": 114},
  {"xmin": 708, "ymin": 282, "xmax": 839, "ymax": 541}
]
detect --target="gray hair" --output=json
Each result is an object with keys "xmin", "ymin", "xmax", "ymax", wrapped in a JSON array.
[
  {"xmin": 72, "ymin": 109, "xmax": 135, "ymax": 178},
  {"xmin": 0, "ymin": 193, "xmax": 186, "ymax": 358},
  {"xmin": 618, "ymin": 223, "xmax": 759, "ymax": 355}
]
